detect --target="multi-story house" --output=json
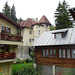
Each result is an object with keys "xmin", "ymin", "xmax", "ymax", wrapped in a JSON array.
[
  {"xmin": 0, "ymin": 13, "xmax": 22, "ymax": 75},
  {"xmin": 18, "ymin": 15, "xmax": 51, "ymax": 59}
]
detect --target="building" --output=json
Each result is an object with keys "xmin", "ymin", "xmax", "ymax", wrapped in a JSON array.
[
  {"xmin": 0, "ymin": 13, "xmax": 22, "ymax": 75},
  {"xmin": 33, "ymin": 28, "xmax": 75, "ymax": 75},
  {"xmin": 18, "ymin": 15, "xmax": 51, "ymax": 59}
]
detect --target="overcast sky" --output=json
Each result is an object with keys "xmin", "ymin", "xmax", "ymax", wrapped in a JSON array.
[{"xmin": 0, "ymin": 0, "xmax": 75, "ymax": 25}]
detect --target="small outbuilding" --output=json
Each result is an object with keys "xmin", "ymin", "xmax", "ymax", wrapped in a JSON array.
[{"xmin": 33, "ymin": 28, "xmax": 75, "ymax": 75}]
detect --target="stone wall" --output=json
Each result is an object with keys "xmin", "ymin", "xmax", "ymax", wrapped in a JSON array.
[{"xmin": 17, "ymin": 46, "xmax": 31, "ymax": 60}]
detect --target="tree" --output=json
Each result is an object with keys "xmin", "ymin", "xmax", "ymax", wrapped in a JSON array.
[
  {"xmin": 50, "ymin": 26, "xmax": 56, "ymax": 30},
  {"xmin": 18, "ymin": 17, "xmax": 23, "ymax": 22},
  {"xmin": 11, "ymin": 4, "xmax": 17, "ymax": 23},
  {"xmin": 55, "ymin": 0, "xmax": 73, "ymax": 29},
  {"xmin": 2, "ymin": 1, "xmax": 11, "ymax": 18}
]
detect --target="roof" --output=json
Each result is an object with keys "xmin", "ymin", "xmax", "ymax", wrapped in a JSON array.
[
  {"xmin": 19, "ymin": 15, "xmax": 51, "ymax": 28},
  {"xmin": 52, "ymin": 29, "xmax": 68, "ymax": 34},
  {"xmin": 0, "ymin": 13, "xmax": 21, "ymax": 28},
  {"xmin": 69, "ymin": 8, "xmax": 75, "ymax": 20},
  {"xmin": 20, "ymin": 18, "xmax": 35, "ymax": 28},
  {"xmin": 33, "ymin": 28, "xmax": 75, "ymax": 46},
  {"xmin": 39, "ymin": 15, "xmax": 51, "ymax": 25}
]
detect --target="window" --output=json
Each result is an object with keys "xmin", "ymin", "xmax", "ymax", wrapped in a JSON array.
[
  {"xmin": 29, "ymin": 31, "xmax": 32, "ymax": 34},
  {"xmin": 2, "ymin": 26, "xmax": 5, "ymax": 32},
  {"xmin": 56, "ymin": 33, "xmax": 61, "ymax": 38},
  {"xmin": 46, "ymin": 49, "xmax": 48, "ymax": 57},
  {"xmin": 46, "ymin": 24, "xmax": 48, "ymax": 27},
  {"xmin": 38, "ymin": 30, "xmax": 40, "ymax": 35},
  {"xmin": 1, "ymin": 26, "xmax": 10, "ymax": 33},
  {"xmin": 53, "ymin": 49, "xmax": 56, "ymax": 57},
  {"xmin": 72, "ymin": 49, "xmax": 75, "ymax": 58},
  {"xmin": 59, "ymin": 49, "xmax": 61, "ymax": 58},
  {"xmin": 63, "ymin": 49, "xmax": 66, "ymax": 58},
  {"xmin": 67, "ymin": 49, "xmax": 70, "ymax": 58},
  {"xmin": 43, "ymin": 49, "xmax": 45, "ymax": 57},
  {"xmin": 29, "ymin": 39, "xmax": 31, "ymax": 42},
  {"xmin": 50, "ymin": 49, "xmax": 52, "ymax": 57}
]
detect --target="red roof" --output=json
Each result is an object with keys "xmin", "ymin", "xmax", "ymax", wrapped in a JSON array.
[
  {"xmin": 0, "ymin": 13, "xmax": 21, "ymax": 28},
  {"xmin": 20, "ymin": 18, "xmax": 36, "ymax": 28},
  {"xmin": 19, "ymin": 15, "xmax": 51, "ymax": 28},
  {"xmin": 39, "ymin": 15, "xmax": 51, "ymax": 24}
]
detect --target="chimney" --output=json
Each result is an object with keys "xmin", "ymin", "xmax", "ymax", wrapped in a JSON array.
[{"xmin": 36, "ymin": 18, "xmax": 38, "ymax": 22}]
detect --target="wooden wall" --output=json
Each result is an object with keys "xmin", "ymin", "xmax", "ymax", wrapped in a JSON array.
[{"xmin": 35, "ymin": 45, "xmax": 75, "ymax": 67}]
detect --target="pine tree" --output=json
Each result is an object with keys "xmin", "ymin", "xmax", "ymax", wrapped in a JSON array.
[
  {"xmin": 11, "ymin": 4, "xmax": 17, "ymax": 23},
  {"xmin": 55, "ymin": 0, "xmax": 73, "ymax": 29},
  {"xmin": 2, "ymin": 1, "xmax": 11, "ymax": 18}
]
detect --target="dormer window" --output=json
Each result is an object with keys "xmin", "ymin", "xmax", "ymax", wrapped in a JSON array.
[
  {"xmin": 52, "ymin": 29, "xmax": 68, "ymax": 39},
  {"xmin": 55, "ymin": 33, "xmax": 61, "ymax": 38}
]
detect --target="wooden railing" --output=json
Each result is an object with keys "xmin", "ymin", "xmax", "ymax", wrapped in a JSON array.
[
  {"xmin": 0, "ymin": 52, "xmax": 16, "ymax": 60},
  {"xmin": 0, "ymin": 32, "xmax": 22, "ymax": 41}
]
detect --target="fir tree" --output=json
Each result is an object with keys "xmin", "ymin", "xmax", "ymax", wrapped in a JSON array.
[
  {"xmin": 55, "ymin": 0, "xmax": 73, "ymax": 29},
  {"xmin": 11, "ymin": 4, "xmax": 17, "ymax": 23},
  {"xmin": 2, "ymin": 1, "xmax": 11, "ymax": 18}
]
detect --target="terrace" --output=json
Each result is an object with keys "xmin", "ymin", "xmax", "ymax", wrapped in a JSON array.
[
  {"xmin": 0, "ymin": 52, "xmax": 16, "ymax": 60},
  {"xmin": 0, "ymin": 32, "xmax": 22, "ymax": 42}
]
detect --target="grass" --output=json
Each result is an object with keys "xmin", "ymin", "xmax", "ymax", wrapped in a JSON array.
[{"xmin": 12, "ymin": 62, "xmax": 33, "ymax": 74}]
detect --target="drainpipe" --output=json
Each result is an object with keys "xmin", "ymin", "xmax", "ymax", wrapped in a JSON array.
[{"xmin": 53, "ymin": 65, "xmax": 55, "ymax": 75}]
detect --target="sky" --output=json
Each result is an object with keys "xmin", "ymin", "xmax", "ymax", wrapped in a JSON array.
[{"xmin": 0, "ymin": 0, "xmax": 75, "ymax": 26}]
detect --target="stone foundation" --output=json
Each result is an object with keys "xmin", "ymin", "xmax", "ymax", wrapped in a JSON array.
[{"xmin": 17, "ymin": 46, "xmax": 31, "ymax": 60}]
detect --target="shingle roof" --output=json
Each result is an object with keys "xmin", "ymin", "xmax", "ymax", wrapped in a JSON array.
[
  {"xmin": 39, "ymin": 15, "xmax": 51, "ymax": 25},
  {"xmin": 19, "ymin": 15, "xmax": 51, "ymax": 28},
  {"xmin": 33, "ymin": 28, "xmax": 75, "ymax": 46},
  {"xmin": 20, "ymin": 18, "xmax": 35, "ymax": 28}
]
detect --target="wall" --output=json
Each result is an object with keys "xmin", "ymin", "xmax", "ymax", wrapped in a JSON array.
[
  {"xmin": 0, "ymin": 18, "xmax": 17, "ymax": 34},
  {"xmin": 36, "ymin": 64, "xmax": 53, "ymax": 75},
  {"xmin": 23, "ymin": 28, "xmax": 33, "ymax": 46},
  {"xmin": 0, "ymin": 62, "xmax": 12, "ymax": 75},
  {"xmin": 35, "ymin": 45, "xmax": 75, "ymax": 67},
  {"xmin": 36, "ymin": 64, "xmax": 75, "ymax": 75}
]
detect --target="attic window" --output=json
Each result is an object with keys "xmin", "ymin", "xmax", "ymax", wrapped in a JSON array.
[{"xmin": 52, "ymin": 29, "xmax": 68, "ymax": 38}]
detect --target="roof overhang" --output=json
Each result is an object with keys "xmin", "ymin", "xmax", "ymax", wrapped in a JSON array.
[
  {"xmin": 52, "ymin": 29, "xmax": 68, "ymax": 34},
  {"xmin": 0, "ymin": 13, "xmax": 21, "ymax": 28}
]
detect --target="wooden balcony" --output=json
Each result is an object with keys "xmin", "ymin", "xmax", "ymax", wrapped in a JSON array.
[
  {"xmin": 0, "ymin": 52, "xmax": 16, "ymax": 60},
  {"xmin": 0, "ymin": 32, "xmax": 22, "ymax": 41}
]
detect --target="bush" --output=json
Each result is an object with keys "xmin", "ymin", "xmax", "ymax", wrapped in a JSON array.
[
  {"xmin": 13, "ymin": 67, "xmax": 40, "ymax": 75},
  {"xmin": 26, "ymin": 59, "xmax": 29, "ymax": 63}
]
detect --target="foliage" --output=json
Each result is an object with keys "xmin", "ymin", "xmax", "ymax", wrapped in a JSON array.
[
  {"xmin": 50, "ymin": 26, "xmax": 56, "ymax": 30},
  {"xmin": 12, "ymin": 62, "xmax": 33, "ymax": 74},
  {"xmin": 13, "ymin": 67, "xmax": 40, "ymax": 75},
  {"xmin": 2, "ymin": 1, "xmax": 11, "ymax": 18},
  {"xmin": 11, "ymin": 4, "xmax": 17, "ymax": 23},
  {"xmin": 30, "ymin": 53, "xmax": 34, "ymax": 60},
  {"xmin": 2, "ymin": 1, "xmax": 17, "ymax": 23},
  {"xmin": 18, "ymin": 17, "xmax": 23, "ymax": 22},
  {"xmin": 26, "ymin": 59, "xmax": 30, "ymax": 63},
  {"xmin": 16, "ymin": 59, "xmax": 33, "ymax": 64},
  {"xmin": 55, "ymin": 0, "xmax": 73, "ymax": 29}
]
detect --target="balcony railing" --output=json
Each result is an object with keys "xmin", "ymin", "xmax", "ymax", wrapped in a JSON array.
[
  {"xmin": 0, "ymin": 52, "xmax": 16, "ymax": 60},
  {"xmin": 0, "ymin": 32, "xmax": 22, "ymax": 41}
]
